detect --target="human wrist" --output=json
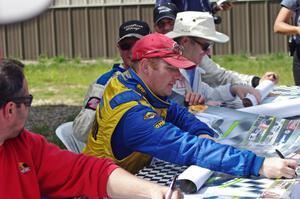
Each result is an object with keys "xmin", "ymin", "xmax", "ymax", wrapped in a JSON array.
[{"xmin": 229, "ymin": 84, "xmax": 238, "ymax": 97}]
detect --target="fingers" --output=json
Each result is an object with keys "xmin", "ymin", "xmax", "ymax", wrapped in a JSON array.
[
  {"xmin": 231, "ymin": 85, "xmax": 262, "ymax": 103},
  {"xmin": 185, "ymin": 92, "xmax": 205, "ymax": 106},
  {"xmin": 218, "ymin": 2, "xmax": 233, "ymax": 11},
  {"xmin": 260, "ymin": 157, "xmax": 298, "ymax": 179},
  {"xmin": 170, "ymin": 188, "xmax": 184, "ymax": 199},
  {"xmin": 221, "ymin": 2, "xmax": 233, "ymax": 10},
  {"xmin": 249, "ymin": 88, "xmax": 262, "ymax": 104},
  {"xmin": 198, "ymin": 95, "xmax": 205, "ymax": 105},
  {"xmin": 261, "ymin": 72, "xmax": 279, "ymax": 84},
  {"xmin": 282, "ymin": 166, "xmax": 297, "ymax": 178}
]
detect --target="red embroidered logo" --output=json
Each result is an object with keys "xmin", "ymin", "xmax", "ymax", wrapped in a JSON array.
[{"xmin": 18, "ymin": 162, "xmax": 31, "ymax": 174}]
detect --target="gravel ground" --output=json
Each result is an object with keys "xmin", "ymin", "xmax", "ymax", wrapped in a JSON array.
[{"xmin": 25, "ymin": 104, "xmax": 81, "ymax": 134}]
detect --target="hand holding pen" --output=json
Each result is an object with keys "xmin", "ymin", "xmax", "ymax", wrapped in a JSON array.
[
  {"xmin": 275, "ymin": 149, "xmax": 298, "ymax": 177},
  {"xmin": 165, "ymin": 175, "xmax": 178, "ymax": 199},
  {"xmin": 259, "ymin": 155, "xmax": 298, "ymax": 179}
]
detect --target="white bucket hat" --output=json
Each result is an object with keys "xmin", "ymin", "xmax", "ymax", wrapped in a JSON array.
[{"xmin": 166, "ymin": 11, "xmax": 229, "ymax": 43}]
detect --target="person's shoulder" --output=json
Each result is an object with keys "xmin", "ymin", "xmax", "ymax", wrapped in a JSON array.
[
  {"xmin": 21, "ymin": 129, "xmax": 47, "ymax": 144},
  {"xmin": 96, "ymin": 63, "xmax": 125, "ymax": 85}
]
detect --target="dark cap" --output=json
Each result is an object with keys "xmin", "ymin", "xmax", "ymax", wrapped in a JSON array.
[
  {"xmin": 118, "ymin": 20, "xmax": 150, "ymax": 43},
  {"xmin": 153, "ymin": 3, "xmax": 178, "ymax": 24}
]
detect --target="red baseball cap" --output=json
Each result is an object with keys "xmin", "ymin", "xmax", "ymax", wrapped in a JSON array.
[{"xmin": 131, "ymin": 33, "xmax": 195, "ymax": 68}]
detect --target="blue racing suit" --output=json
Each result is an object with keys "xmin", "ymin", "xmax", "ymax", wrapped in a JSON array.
[{"xmin": 84, "ymin": 68, "xmax": 265, "ymax": 175}]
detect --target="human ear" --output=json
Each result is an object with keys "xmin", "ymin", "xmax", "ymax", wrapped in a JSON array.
[
  {"xmin": 2, "ymin": 102, "xmax": 14, "ymax": 119},
  {"xmin": 140, "ymin": 58, "xmax": 150, "ymax": 75}
]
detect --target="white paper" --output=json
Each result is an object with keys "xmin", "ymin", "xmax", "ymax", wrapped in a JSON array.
[
  {"xmin": 243, "ymin": 80, "xmax": 274, "ymax": 106},
  {"xmin": 178, "ymin": 165, "xmax": 213, "ymax": 193},
  {"xmin": 238, "ymin": 97, "xmax": 300, "ymax": 118}
]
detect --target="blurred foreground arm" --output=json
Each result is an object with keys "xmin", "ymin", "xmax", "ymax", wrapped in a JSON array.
[{"xmin": 107, "ymin": 168, "xmax": 183, "ymax": 199}]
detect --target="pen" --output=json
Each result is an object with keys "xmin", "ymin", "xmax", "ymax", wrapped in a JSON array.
[
  {"xmin": 275, "ymin": 149, "xmax": 297, "ymax": 177},
  {"xmin": 275, "ymin": 149, "xmax": 285, "ymax": 159},
  {"xmin": 165, "ymin": 174, "xmax": 178, "ymax": 199}
]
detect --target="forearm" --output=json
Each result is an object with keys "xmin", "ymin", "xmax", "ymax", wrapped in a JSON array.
[
  {"xmin": 106, "ymin": 168, "xmax": 163, "ymax": 199},
  {"xmin": 167, "ymin": 102, "xmax": 214, "ymax": 136},
  {"xmin": 274, "ymin": 22, "xmax": 300, "ymax": 35},
  {"xmin": 274, "ymin": 7, "xmax": 297, "ymax": 35}
]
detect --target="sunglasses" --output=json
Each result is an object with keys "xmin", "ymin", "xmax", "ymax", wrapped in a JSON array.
[
  {"xmin": 157, "ymin": 18, "xmax": 175, "ymax": 29},
  {"xmin": 191, "ymin": 38, "xmax": 214, "ymax": 52},
  {"xmin": 119, "ymin": 39, "xmax": 138, "ymax": 51},
  {"xmin": 0, "ymin": 94, "xmax": 33, "ymax": 108}
]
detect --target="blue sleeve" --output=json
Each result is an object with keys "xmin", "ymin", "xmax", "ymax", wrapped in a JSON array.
[
  {"xmin": 166, "ymin": 102, "xmax": 215, "ymax": 137},
  {"xmin": 114, "ymin": 104, "xmax": 264, "ymax": 177},
  {"xmin": 281, "ymin": 0, "xmax": 298, "ymax": 10}
]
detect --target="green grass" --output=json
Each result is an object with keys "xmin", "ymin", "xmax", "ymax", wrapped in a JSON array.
[
  {"xmin": 26, "ymin": 53, "xmax": 294, "ymax": 105},
  {"xmin": 26, "ymin": 56, "xmax": 112, "ymax": 105},
  {"xmin": 212, "ymin": 53, "xmax": 294, "ymax": 86}
]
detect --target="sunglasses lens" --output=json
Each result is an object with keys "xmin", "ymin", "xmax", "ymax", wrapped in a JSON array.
[
  {"xmin": 119, "ymin": 43, "xmax": 133, "ymax": 51},
  {"xmin": 24, "ymin": 95, "xmax": 33, "ymax": 107},
  {"xmin": 202, "ymin": 43, "xmax": 211, "ymax": 51}
]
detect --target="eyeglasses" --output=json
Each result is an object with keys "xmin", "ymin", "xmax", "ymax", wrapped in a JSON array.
[
  {"xmin": 119, "ymin": 38, "xmax": 139, "ymax": 51},
  {"xmin": 157, "ymin": 18, "xmax": 175, "ymax": 29},
  {"xmin": 119, "ymin": 42, "xmax": 135, "ymax": 51},
  {"xmin": 143, "ymin": 43, "xmax": 184, "ymax": 57},
  {"xmin": 191, "ymin": 38, "xmax": 214, "ymax": 52},
  {"xmin": 0, "ymin": 94, "xmax": 33, "ymax": 108}
]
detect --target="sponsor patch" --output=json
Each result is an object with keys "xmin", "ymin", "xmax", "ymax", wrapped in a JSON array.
[
  {"xmin": 18, "ymin": 162, "xmax": 31, "ymax": 174},
  {"xmin": 85, "ymin": 97, "xmax": 100, "ymax": 110},
  {"xmin": 136, "ymin": 84, "xmax": 146, "ymax": 95},
  {"xmin": 154, "ymin": 120, "xmax": 165, "ymax": 128},
  {"xmin": 144, "ymin": 112, "xmax": 156, "ymax": 120}
]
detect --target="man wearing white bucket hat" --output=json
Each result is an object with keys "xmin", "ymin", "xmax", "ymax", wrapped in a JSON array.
[
  {"xmin": 154, "ymin": 11, "xmax": 278, "ymax": 98},
  {"xmin": 166, "ymin": 11, "xmax": 264, "ymax": 105}
]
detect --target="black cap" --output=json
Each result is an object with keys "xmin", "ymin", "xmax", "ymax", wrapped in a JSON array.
[
  {"xmin": 118, "ymin": 20, "xmax": 150, "ymax": 43},
  {"xmin": 153, "ymin": 3, "xmax": 178, "ymax": 24}
]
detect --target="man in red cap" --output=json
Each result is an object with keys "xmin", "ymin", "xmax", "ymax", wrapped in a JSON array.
[{"xmin": 83, "ymin": 33, "xmax": 297, "ymax": 179}]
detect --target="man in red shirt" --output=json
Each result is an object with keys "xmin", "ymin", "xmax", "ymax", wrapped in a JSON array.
[{"xmin": 0, "ymin": 58, "xmax": 183, "ymax": 199}]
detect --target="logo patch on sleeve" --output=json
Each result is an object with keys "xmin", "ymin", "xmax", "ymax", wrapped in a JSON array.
[
  {"xmin": 85, "ymin": 97, "xmax": 100, "ymax": 110},
  {"xmin": 154, "ymin": 120, "xmax": 165, "ymax": 128},
  {"xmin": 144, "ymin": 112, "xmax": 156, "ymax": 120}
]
